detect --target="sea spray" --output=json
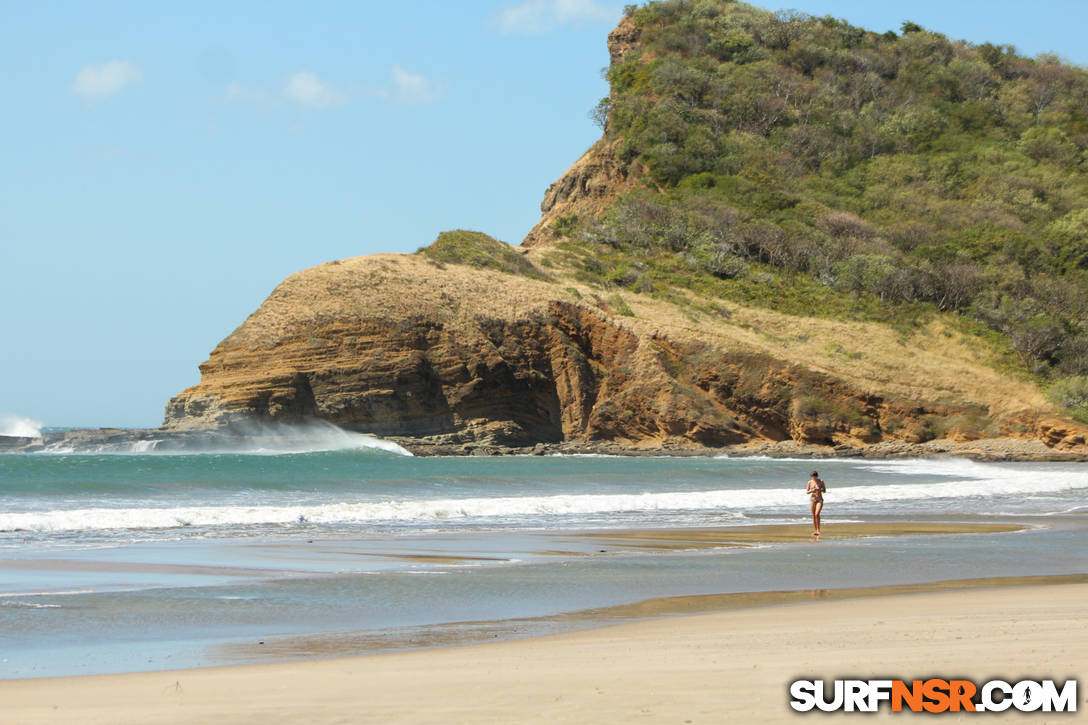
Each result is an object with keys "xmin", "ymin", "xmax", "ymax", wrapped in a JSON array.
[
  {"xmin": 38, "ymin": 419, "xmax": 412, "ymax": 456},
  {"xmin": 0, "ymin": 413, "xmax": 42, "ymax": 438},
  {"xmin": 211, "ymin": 419, "xmax": 413, "ymax": 456}
]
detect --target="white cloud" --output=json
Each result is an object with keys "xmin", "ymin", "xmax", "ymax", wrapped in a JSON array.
[
  {"xmin": 224, "ymin": 82, "xmax": 271, "ymax": 103},
  {"xmin": 380, "ymin": 66, "xmax": 440, "ymax": 105},
  {"xmin": 71, "ymin": 60, "xmax": 142, "ymax": 100},
  {"xmin": 282, "ymin": 71, "xmax": 347, "ymax": 108},
  {"xmin": 495, "ymin": 0, "xmax": 616, "ymax": 35}
]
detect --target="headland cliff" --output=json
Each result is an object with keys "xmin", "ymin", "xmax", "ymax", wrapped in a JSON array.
[{"xmin": 162, "ymin": 2, "xmax": 1088, "ymax": 458}]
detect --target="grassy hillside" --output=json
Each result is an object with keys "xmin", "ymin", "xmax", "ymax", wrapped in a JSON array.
[{"xmin": 541, "ymin": 0, "xmax": 1088, "ymax": 423}]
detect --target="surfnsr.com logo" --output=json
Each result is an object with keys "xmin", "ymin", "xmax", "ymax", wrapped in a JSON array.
[{"xmin": 789, "ymin": 679, "xmax": 1078, "ymax": 713}]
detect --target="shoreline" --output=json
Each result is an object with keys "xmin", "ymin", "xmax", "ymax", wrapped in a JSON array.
[
  {"xmin": 6, "ymin": 427, "xmax": 1088, "ymax": 461},
  {"xmin": 2, "ymin": 520, "xmax": 1070, "ymax": 682},
  {"xmin": 198, "ymin": 523, "xmax": 1042, "ymax": 666},
  {"xmin": 208, "ymin": 570, "xmax": 1085, "ymax": 667},
  {"xmin": 3, "ymin": 575, "xmax": 1084, "ymax": 723}
]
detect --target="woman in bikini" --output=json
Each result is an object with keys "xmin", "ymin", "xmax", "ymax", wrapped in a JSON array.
[{"xmin": 806, "ymin": 471, "xmax": 825, "ymax": 537}]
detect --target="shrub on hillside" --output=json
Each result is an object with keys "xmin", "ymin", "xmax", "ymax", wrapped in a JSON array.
[
  {"xmin": 1048, "ymin": 377, "xmax": 1088, "ymax": 424},
  {"xmin": 420, "ymin": 230, "xmax": 547, "ymax": 279}
]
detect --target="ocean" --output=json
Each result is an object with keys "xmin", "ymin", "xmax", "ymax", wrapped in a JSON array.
[{"xmin": 1, "ymin": 427, "xmax": 1086, "ymax": 679}]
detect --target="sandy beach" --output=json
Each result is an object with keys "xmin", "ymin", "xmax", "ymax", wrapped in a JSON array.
[{"xmin": 4, "ymin": 578, "xmax": 1084, "ymax": 724}]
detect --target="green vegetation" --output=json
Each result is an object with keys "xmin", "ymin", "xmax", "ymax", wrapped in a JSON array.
[
  {"xmin": 607, "ymin": 292, "xmax": 636, "ymax": 316},
  {"xmin": 552, "ymin": 0, "xmax": 1088, "ymax": 421},
  {"xmin": 420, "ymin": 230, "xmax": 547, "ymax": 278},
  {"xmin": 1048, "ymin": 377, "xmax": 1088, "ymax": 423}
]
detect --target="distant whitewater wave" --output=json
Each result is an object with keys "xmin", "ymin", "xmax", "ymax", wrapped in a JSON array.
[
  {"xmin": 39, "ymin": 420, "xmax": 412, "ymax": 457},
  {"xmin": 720, "ymin": 456, "xmax": 1053, "ymax": 479},
  {"xmin": 0, "ymin": 413, "xmax": 42, "ymax": 438},
  {"xmin": 0, "ymin": 600, "xmax": 63, "ymax": 608},
  {"xmin": 3, "ymin": 470, "xmax": 1083, "ymax": 534},
  {"xmin": 854, "ymin": 458, "xmax": 1016, "ymax": 478}
]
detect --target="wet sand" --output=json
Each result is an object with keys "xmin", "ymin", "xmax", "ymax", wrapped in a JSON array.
[
  {"xmin": 3, "ymin": 576, "xmax": 1083, "ymax": 724},
  {"xmin": 210, "ymin": 573, "xmax": 1087, "ymax": 664},
  {"xmin": 574, "ymin": 521, "xmax": 1024, "ymax": 548},
  {"xmin": 6, "ymin": 522, "xmax": 1015, "ymax": 587}
]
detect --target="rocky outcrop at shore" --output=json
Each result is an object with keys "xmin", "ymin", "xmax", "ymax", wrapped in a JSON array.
[
  {"xmin": 0, "ymin": 436, "xmax": 39, "ymax": 451},
  {"xmin": 160, "ymin": 249, "xmax": 1088, "ymax": 455},
  {"xmin": 395, "ymin": 437, "xmax": 1088, "ymax": 462}
]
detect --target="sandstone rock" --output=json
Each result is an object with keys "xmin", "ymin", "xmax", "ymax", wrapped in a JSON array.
[{"xmin": 161, "ymin": 252, "xmax": 1047, "ymax": 451}]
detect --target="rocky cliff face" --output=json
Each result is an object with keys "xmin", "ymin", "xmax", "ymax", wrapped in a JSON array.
[
  {"xmin": 521, "ymin": 17, "xmax": 642, "ymax": 248},
  {"xmin": 520, "ymin": 138, "xmax": 636, "ymax": 248},
  {"xmin": 163, "ymin": 251, "xmax": 1087, "ymax": 452}
]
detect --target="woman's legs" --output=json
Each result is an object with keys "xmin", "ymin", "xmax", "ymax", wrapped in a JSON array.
[{"xmin": 811, "ymin": 500, "xmax": 823, "ymax": 535}]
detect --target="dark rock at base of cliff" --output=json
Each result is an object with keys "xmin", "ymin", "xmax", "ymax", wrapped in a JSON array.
[
  {"xmin": 0, "ymin": 436, "xmax": 40, "ymax": 451},
  {"xmin": 390, "ymin": 436, "xmax": 1088, "ymax": 462}
]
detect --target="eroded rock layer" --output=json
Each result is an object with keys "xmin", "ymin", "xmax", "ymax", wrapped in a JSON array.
[{"xmin": 163, "ymin": 254, "xmax": 1087, "ymax": 452}]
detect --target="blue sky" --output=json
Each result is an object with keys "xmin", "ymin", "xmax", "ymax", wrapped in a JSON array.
[{"xmin": 2, "ymin": 1, "xmax": 1086, "ymax": 429}]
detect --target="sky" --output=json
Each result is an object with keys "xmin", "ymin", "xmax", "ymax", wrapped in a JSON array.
[{"xmin": 2, "ymin": 1, "xmax": 1086, "ymax": 430}]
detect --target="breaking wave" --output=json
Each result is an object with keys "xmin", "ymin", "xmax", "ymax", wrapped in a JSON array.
[
  {"xmin": 39, "ymin": 420, "xmax": 412, "ymax": 457},
  {"xmin": 3, "ymin": 469, "xmax": 1083, "ymax": 534},
  {"xmin": 0, "ymin": 413, "xmax": 42, "ymax": 438}
]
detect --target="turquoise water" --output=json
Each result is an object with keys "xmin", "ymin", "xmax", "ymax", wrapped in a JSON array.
[{"xmin": 1, "ymin": 436, "xmax": 1086, "ymax": 678}]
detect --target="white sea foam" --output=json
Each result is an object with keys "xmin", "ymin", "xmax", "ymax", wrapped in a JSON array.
[
  {"xmin": 0, "ymin": 601, "xmax": 62, "ymax": 608},
  {"xmin": 40, "ymin": 420, "xmax": 412, "ymax": 456},
  {"xmin": 0, "ymin": 589, "xmax": 93, "ymax": 598},
  {"xmin": 0, "ymin": 413, "xmax": 42, "ymax": 438},
  {"xmin": 193, "ymin": 421, "xmax": 413, "ymax": 456},
  {"xmin": 854, "ymin": 458, "xmax": 1004, "ymax": 477},
  {"xmin": 3, "ymin": 469, "xmax": 1084, "ymax": 534}
]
